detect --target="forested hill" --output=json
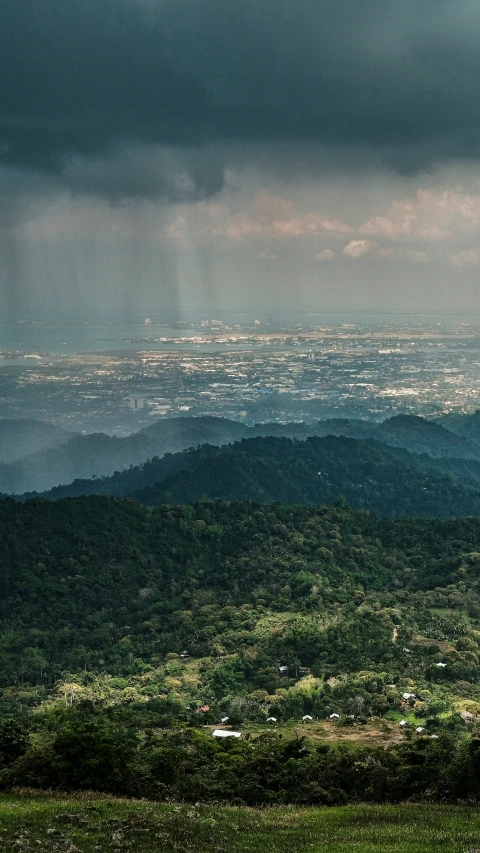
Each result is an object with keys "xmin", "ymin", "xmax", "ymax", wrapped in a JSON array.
[
  {"xmin": 0, "ymin": 417, "xmax": 251, "ymax": 495},
  {"xmin": 5, "ymin": 412, "xmax": 480, "ymax": 495},
  {"xmin": 438, "ymin": 409, "xmax": 480, "ymax": 444},
  {"xmin": 0, "ymin": 419, "xmax": 72, "ymax": 463},
  {"xmin": 314, "ymin": 414, "xmax": 480, "ymax": 460},
  {"xmin": 129, "ymin": 436, "xmax": 480, "ymax": 517},
  {"xmin": 2, "ymin": 495, "xmax": 480, "ymax": 691},
  {"xmin": 34, "ymin": 435, "xmax": 480, "ymax": 518}
]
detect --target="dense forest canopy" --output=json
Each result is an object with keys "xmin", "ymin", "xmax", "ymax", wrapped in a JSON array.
[
  {"xmin": 2, "ymin": 496, "xmax": 480, "ymax": 803},
  {"xmin": 1, "ymin": 496, "xmax": 480, "ymax": 690}
]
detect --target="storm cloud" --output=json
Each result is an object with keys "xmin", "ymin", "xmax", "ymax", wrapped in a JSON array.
[{"xmin": 2, "ymin": 0, "xmax": 480, "ymax": 199}]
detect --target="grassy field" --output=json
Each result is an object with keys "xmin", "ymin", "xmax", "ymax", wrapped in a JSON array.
[
  {"xmin": 1, "ymin": 794, "xmax": 480, "ymax": 853},
  {"xmin": 216, "ymin": 717, "xmax": 408, "ymax": 746}
]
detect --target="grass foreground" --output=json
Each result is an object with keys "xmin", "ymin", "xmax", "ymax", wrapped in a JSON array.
[{"xmin": 1, "ymin": 794, "xmax": 480, "ymax": 853}]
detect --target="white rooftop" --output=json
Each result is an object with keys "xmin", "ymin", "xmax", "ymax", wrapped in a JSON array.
[{"xmin": 212, "ymin": 730, "xmax": 241, "ymax": 738}]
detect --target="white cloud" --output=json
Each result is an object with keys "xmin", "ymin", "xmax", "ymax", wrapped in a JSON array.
[
  {"xmin": 342, "ymin": 239, "xmax": 375, "ymax": 258},
  {"xmin": 316, "ymin": 248, "xmax": 335, "ymax": 261},
  {"xmin": 449, "ymin": 249, "xmax": 480, "ymax": 267},
  {"xmin": 358, "ymin": 187, "xmax": 480, "ymax": 243}
]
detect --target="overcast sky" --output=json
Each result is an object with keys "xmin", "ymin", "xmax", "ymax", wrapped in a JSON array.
[{"xmin": 2, "ymin": 0, "xmax": 480, "ymax": 321}]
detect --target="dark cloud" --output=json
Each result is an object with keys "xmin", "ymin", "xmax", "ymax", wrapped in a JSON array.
[
  {"xmin": 1, "ymin": 0, "xmax": 480, "ymax": 197},
  {"xmin": 62, "ymin": 144, "xmax": 226, "ymax": 202}
]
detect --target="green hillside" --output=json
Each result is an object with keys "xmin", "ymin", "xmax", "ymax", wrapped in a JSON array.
[
  {"xmin": 1, "ymin": 497, "xmax": 480, "ymax": 802},
  {"xmin": 1, "ymin": 495, "xmax": 480, "ymax": 690},
  {"xmin": 129, "ymin": 436, "xmax": 480, "ymax": 516}
]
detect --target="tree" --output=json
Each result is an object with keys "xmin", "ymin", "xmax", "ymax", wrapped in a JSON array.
[{"xmin": 0, "ymin": 719, "xmax": 29, "ymax": 766}]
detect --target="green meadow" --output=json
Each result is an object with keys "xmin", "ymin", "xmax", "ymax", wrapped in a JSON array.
[{"xmin": 1, "ymin": 795, "xmax": 480, "ymax": 853}]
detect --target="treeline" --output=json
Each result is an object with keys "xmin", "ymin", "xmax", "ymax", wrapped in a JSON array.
[{"xmin": 1, "ymin": 708, "xmax": 480, "ymax": 805}]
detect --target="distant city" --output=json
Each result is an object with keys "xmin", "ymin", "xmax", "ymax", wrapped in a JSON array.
[{"xmin": 1, "ymin": 319, "xmax": 480, "ymax": 434}]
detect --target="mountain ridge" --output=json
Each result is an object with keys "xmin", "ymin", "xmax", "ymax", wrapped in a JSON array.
[{"xmin": 5, "ymin": 411, "xmax": 480, "ymax": 495}]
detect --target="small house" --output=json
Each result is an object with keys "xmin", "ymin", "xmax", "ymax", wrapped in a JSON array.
[
  {"xmin": 212, "ymin": 730, "xmax": 241, "ymax": 738},
  {"xmin": 195, "ymin": 705, "xmax": 210, "ymax": 713},
  {"xmin": 302, "ymin": 715, "xmax": 313, "ymax": 722},
  {"xmin": 402, "ymin": 647, "xmax": 412, "ymax": 653},
  {"xmin": 402, "ymin": 692, "xmax": 415, "ymax": 700},
  {"xmin": 430, "ymin": 734, "xmax": 439, "ymax": 739},
  {"xmin": 278, "ymin": 666, "xmax": 288, "ymax": 675},
  {"xmin": 435, "ymin": 662, "xmax": 447, "ymax": 668},
  {"xmin": 329, "ymin": 713, "xmax": 340, "ymax": 720},
  {"xmin": 399, "ymin": 720, "xmax": 408, "ymax": 727},
  {"xmin": 266, "ymin": 716, "xmax": 277, "ymax": 723},
  {"xmin": 415, "ymin": 726, "xmax": 425, "ymax": 733},
  {"xmin": 221, "ymin": 716, "xmax": 229, "ymax": 723}
]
